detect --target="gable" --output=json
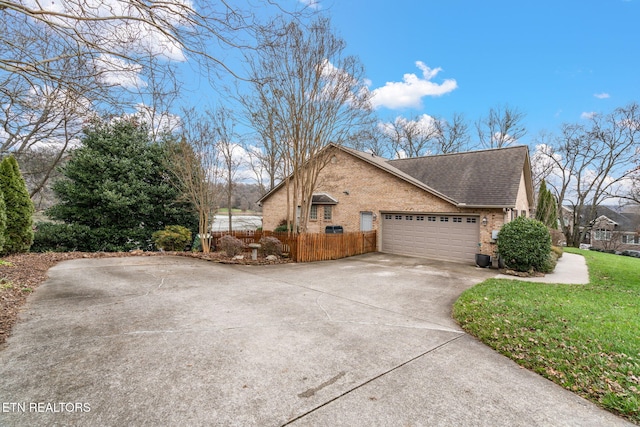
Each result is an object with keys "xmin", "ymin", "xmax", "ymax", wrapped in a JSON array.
[
  {"xmin": 592, "ymin": 208, "xmax": 640, "ymax": 232},
  {"xmin": 259, "ymin": 144, "xmax": 458, "ymax": 206}
]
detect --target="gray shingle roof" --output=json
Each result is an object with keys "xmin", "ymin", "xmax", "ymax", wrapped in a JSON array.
[
  {"xmin": 386, "ymin": 146, "xmax": 530, "ymax": 207},
  {"xmin": 259, "ymin": 143, "xmax": 532, "ymax": 208},
  {"xmin": 590, "ymin": 206, "xmax": 640, "ymax": 232}
]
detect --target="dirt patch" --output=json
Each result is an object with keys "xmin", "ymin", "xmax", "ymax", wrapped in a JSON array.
[{"xmin": 0, "ymin": 251, "xmax": 291, "ymax": 347}]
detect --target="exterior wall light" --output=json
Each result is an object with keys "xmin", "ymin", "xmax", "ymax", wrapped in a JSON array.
[{"xmin": 482, "ymin": 216, "xmax": 488, "ymax": 226}]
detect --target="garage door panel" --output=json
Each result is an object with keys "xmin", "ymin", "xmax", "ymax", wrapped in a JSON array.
[{"xmin": 382, "ymin": 213, "xmax": 479, "ymax": 264}]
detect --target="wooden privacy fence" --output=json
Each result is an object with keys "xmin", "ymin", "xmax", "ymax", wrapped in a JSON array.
[{"xmin": 211, "ymin": 230, "xmax": 377, "ymax": 262}]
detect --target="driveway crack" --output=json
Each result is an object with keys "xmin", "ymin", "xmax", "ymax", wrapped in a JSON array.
[{"xmin": 280, "ymin": 334, "xmax": 465, "ymax": 426}]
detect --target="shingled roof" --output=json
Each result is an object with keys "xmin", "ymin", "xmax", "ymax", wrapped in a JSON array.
[
  {"xmin": 588, "ymin": 206, "xmax": 640, "ymax": 232},
  {"xmin": 386, "ymin": 145, "xmax": 532, "ymax": 207},
  {"xmin": 259, "ymin": 144, "xmax": 533, "ymax": 208}
]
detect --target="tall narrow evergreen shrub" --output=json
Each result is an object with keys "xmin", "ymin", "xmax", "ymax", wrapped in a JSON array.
[
  {"xmin": 535, "ymin": 180, "xmax": 558, "ymax": 229},
  {"xmin": 0, "ymin": 156, "xmax": 34, "ymax": 254},
  {"xmin": 0, "ymin": 191, "xmax": 6, "ymax": 252}
]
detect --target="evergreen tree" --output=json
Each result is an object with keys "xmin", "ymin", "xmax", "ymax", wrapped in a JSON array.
[
  {"xmin": 0, "ymin": 156, "xmax": 34, "ymax": 254},
  {"xmin": 535, "ymin": 180, "xmax": 558, "ymax": 229},
  {"xmin": 47, "ymin": 119, "xmax": 197, "ymax": 251},
  {"xmin": 0, "ymin": 190, "xmax": 6, "ymax": 253}
]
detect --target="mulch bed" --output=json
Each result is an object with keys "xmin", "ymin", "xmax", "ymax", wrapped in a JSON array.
[{"xmin": 0, "ymin": 251, "xmax": 292, "ymax": 347}]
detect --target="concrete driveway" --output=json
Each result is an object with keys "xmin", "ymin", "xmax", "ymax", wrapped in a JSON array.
[{"xmin": 0, "ymin": 253, "xmax": 631, "ymax": 426}]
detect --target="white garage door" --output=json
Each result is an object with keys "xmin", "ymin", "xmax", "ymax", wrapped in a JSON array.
[{"xmin": 381, "ymin": 213, "xmax": 479, "ymax": 264}]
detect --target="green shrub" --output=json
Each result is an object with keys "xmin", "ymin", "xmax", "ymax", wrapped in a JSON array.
[
  {"xmin": 31, "ymin": 222, "xmax": 93, "ymax": 252},
  {"xmin": 274, "ymin": 219, "xmax": 293, "ymax": 232},
  {"xmin": 259, "ymin": 236, "xmax": 283, "ymax": 257},
  {"xmin": 0, "ymin": 191, "xmax": 6, "ymax": 253},
  {"xmin": 0, "ymin": 156, "xmax": 34, "ymax": 254},
  {"xmin": 32, "ymin": 223, "xmax": 156, "ymax": 252},
  {"xmin": 551, "ymin": 245, "xmax": 564, "ymax": 259},
  {"xmin": 497, "ymin": 216, "xmax": 552, "ymax": 272},
  {"xmin": 152, "ymin": 225, "xmax": 192, "ymax": 251},
  {"xmin": 538, "ymin": 252, "xmax": 559, "ymax": 274},
  {"xmin": 46, "ymin": 119, "xmax": 197, "ymax": 253},
  {"xmin": 218, "ymin": 235, "xmax": 245, "ymax": 257}
]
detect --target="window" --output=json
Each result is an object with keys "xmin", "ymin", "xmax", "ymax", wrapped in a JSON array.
[
  {"xmin": 310, "ymin": 205, "xmax": 318, "ymax": 220},
  {"xmin": 405, "ymin": 215, "xmax": 413, "ymax": 220},
  {"xmin": 440, "ymin": 217, "xmax": 449, "ymax": 222},
  {"xmin": 324, "ymin": 206, "xmax": 332, "ymax": 220},
  {"xmin": 427, "ymin": 216, "xmax": 436, "ymax": 222},
  {"xmin": 623, "ymin": 235, "xmax": 640, "ymax": 245},
  {"xmin": 417, "ymin": 216, "xmax": 425, "ymax": 221},
  {"xmin": 467, "ymin": 217, "xmax": 477, "ymax": 224},
  {"xmin": 395, "ymin": 215, "xmax": 403, "ymax": 220},
  {"xmin": 453, "ymin": 217, "xmax": 462, "ymax": 223},
  {"xmin": 594, "ymin": 229, "xmax": 612, "ymax": 241},
  {"xmin": 384, "ymin": 214, "xmax": 393, "ymax": 220}
]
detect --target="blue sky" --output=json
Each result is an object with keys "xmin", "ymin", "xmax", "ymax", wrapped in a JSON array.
[{"xmin": 307, "ymin": 0, "xmax": 640, "ymax": 145}]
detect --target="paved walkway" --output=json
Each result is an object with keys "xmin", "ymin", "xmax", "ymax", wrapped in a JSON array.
[{"xmin": 494, "ymin": 252, "xmax": 590, "ymax": 284}]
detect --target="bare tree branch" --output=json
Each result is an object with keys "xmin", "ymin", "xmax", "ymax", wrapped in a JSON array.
[
  {"xmin": 243, "ymin": 16, "xmax": 373, "ymax": 232},
  {"xmin": 539, "ymin": 103, "xmax": 640, "ymax": 246},
  {"xmin": 475, "ymin": 104, "xmax": 527, "ymax": 149}
]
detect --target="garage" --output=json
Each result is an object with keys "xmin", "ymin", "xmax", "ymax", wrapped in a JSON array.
[{"xmin": 381, "ymin": 213, "xmax": 480, "ymax": 264}]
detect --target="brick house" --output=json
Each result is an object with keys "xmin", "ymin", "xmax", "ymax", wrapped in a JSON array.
[
  {"xmin": 259, "ymin": 144, "xmax": 534, "ymax": 264},
  {"xmin": 572, "ymin": 206, "xmax": 640, "ymax": 251}
]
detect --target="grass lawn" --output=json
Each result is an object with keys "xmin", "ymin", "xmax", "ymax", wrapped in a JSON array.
[{"xmin": 453, "ymin": 248, "xmax": 640, "ymax": 424}]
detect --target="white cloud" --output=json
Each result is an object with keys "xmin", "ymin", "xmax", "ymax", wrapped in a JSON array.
[
  {"xmin": 581, "ymin": 111, "xmax": 596, "ymax": 120},
  {"xmin": 24, "ymin": 0, "xmax": 189, "ymax": 61},
  {"xmin": 371, "ymin": 61, "xmax": 457, "ymax": 109},
  {"xmin": 594, "ymin": 92, "xmax": 610, "ymax": 99},
  {"xmin": 130, "ymin": 104, "xmax": 182, "ymax": 135},
  {"xmin": 95, "ymin": 54, "xmax": 146, "ymax": 89},
  {"xmin": 299, "ymin": 0, "xmax": 321, "ymax": 9},
  {"xmin": 317, "ymin": 59, "xmax": 370, "ymax": 108}
]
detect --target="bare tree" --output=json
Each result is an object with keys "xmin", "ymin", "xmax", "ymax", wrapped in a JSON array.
[
  {"xmin": 0, "ymin": 52, "xmax": 94, "ymax": 199},
  {"xmin": 431, "ymin": 112, "xmax": 470, "ymax": 154},
  {"xmin": 382, "ymin": 114, "xmax": 437, "ymax": 158},
  {"xmin": 240, "ymin": 86, "xmax": 284, "ymax": 195},
  {"xmin": 1, "ymin": 0, "xmax": 301, "ymax": 197},
  {"xmin": 167, "ymin": 108, "xmax": 222, "ymax": 253},
  {"xmin": 345, "ymin": 124, "xmax": 392, "ymax": 158},
  {"xmin": 629, "ymin": 173, "xmax": 640, "ymax": 204},
  {"xmin": 539, "ymin": 103, "xmax": 640, "ymax": 247},
  {"xmin": 1, "ymin": 0, "xmax": 299, "ymax": 91},
  {"xmin": 530, "ymin": 130, "xmax": 560, "ymax": 192},
  {"xmin": 130, "ymin": 55, "xmax": 183, "ymax": 143},
  {"xmin": 210, "ymin": 107, "xmax": 242, "ymax": 233},
  {"xmin": 245, "ymin": 16, "xmax": 372, "ymax": 232},
  {"xmin": 475, "ymin": 104, "xmax": 527, "ymax": 149}
]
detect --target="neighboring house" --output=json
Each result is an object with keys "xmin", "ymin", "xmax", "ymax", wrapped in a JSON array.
[
  {"xmin": 259, "ymin": 144, "xmax": 534, "ymax": 264},
  {"xmin": 581, "ymin": 206, "xmax": 640, "ymax": 251}
]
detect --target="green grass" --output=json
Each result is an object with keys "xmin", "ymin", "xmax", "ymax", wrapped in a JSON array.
[{"xmin": 453, "ymin": 248, "xmax": 640, "ymax": 423}]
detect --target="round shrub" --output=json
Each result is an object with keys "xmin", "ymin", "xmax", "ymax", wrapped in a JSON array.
[
  {"xmin": 259, "ymin": 236, "xmax": 283, "ymax": 257},
  {"xmin": 218, "ymin": 235, "xmax": 245, "ymax": 257},
  {"xmin": 152, "ymin": 225, "xmax": 192, "ymax": 251},
  {"xmin": 497, "ymin": 216, "xmax": 552, "ymax": 272}
]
